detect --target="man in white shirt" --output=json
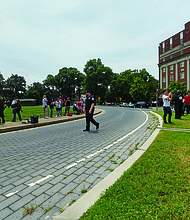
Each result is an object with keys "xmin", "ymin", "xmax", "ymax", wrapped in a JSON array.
[{"xmin": 162, "ymin": 89, "xmax": 173, "ymax": 124}]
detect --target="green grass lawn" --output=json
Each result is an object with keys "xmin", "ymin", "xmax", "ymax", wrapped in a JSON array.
[
  {"xmin": 3, "ymin": 106, "xmax": 74, "ymax": 122},
  {"xmin": 79, "ymin": 111, "xmax": 190, "ymax": 220}
]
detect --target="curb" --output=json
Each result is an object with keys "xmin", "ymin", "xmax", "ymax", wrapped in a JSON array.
[
  {"xmin": 0, "ymin": 109, "xmax": 103, "ymax": 134},
  {"xmin": 53, "ymin": 111, "xmax": 163, "ymax": 220}
]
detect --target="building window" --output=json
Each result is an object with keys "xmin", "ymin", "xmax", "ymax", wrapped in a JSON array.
[
  {"xmin": 170, "ymin": 65, "xmax": 173, "ymax": 71},
  {"xmin": 180, "ymin": 61, "xmax": 184, "ymax": 68},
  {"xmin": 181, "ymin": 50, "xmax": 183, "ymax": 55},
  {"xmin": 180, "ymin": 72, "xmax": 184, "ymax": 79},
  {"xmin": 170, "ymin": 75, "xmax": 174, "ymax": 81},
  {"xmin": 170, "ymin": 55, "xmax": 173, "ymax": 59},
  {"xmin": 163, "ymin": 77, "xmax": 166, "ymax": 83},
  {"xmin": 163, "ymin": 58, "xmax": 165, "ymax": 62},
  {"xmin": 162, "ymin": 42, "xmax": 165, "ymax": 53},
  {"xmin": 162, "ymin": 67, "xmax": 166, "ymax": 73},
  {"xmin": 170, "ymin": 38, "xmax": 172, "ymax": 49},
  {"xmin": 180, "ymin": 32, "xmax": 183, "ymax": 44}
]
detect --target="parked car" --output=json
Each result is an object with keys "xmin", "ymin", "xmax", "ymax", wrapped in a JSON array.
[
  {"xmin": 119, "ymin": 102, "xmax": 128, "ymax": 107},
  {"xmin": 134, "ymin": 101, "xmax": 149, "ymax": 108},
  {"xmin": 128, "ymin": 102, "xmax": 134, "ymax": 108}
]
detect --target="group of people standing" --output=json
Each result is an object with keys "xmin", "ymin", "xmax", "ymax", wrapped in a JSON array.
[
  {"xmin": 162, "ymin": 90, "xmax": 190, "ymax": 124},
  {"xmin": 0, "ymin": 96, "xmax": 22, "ymax": 123},
  {"xmin": 42, "ymin": 95, "xmax": 84, "ymax": 118}
]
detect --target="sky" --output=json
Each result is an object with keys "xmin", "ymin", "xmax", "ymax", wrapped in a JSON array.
[{"xmin": 0, "ymin": 0, "xmax": 190, "ymax": 86}]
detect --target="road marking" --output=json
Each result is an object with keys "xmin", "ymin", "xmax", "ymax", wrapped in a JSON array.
[
  {"xmin": 66, "ymin": 110, "xmax": 148, "ymax": 170},
  {"xmin": 28, "ymin": 175, "xmax": 54, "ymax": 187},
  {"xmin": 5, "ymin": 191, "xmax": 19, "ymax": 197},
  {"xmin": 5, "ymin": 175, "xmax": 54, "ymax": 197}
]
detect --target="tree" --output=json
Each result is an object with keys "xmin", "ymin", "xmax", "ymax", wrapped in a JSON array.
[
  {"xmin": 167, "ymin": 80, "xmax": 186, "ymax": 95},
  {"xmin": 24, "ymin": 82, "xmax": 46, "ymax": 105},
  {"xmin": 83, "ymin": 58, "xmax": 114, "ymax": 102},
  {"xmin": 55, "ymin": 67, "xmax": 84, "ymax": 101},
  {"xmin": 5, "ymin": 74, "xmax": 26, "ymax": 99}
]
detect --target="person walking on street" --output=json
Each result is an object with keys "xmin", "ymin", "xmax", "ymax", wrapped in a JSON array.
[
  {"xmin": 173, "ymin": 90, "xmax": 183, "ymax": 119},
  {"xmin": 83, "ymin": 90, "xmax": 99, "ymax": 131},
  {"xmin": 184, "ymin": 93, "xmax": 190, "ymax": 115},
  {"xmin": 0, "ymin": 96, "xmax": 5, "ymax": 124},
  {"xmin": 162, "ymin": 89, "xmax": 173, "ymax": 124},
  {"xmin": 42, "ymin": 95, "xmax": 49, "ymax": 118},
  {"xmin": 11, "ymin": 97, "xmax": 22, "ymax": 122}
]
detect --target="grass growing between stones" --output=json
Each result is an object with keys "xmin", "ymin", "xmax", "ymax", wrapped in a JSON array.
[{"xmin": 80, "ymin": 130, "xmax": 190, "ymax": 220}]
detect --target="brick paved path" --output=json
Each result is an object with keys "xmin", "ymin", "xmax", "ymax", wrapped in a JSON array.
[{"xmin": 0, "ymin": 107, "xmax": 158, "ymax": 219}]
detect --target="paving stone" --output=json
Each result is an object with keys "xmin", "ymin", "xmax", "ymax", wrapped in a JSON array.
[
  {"xmin": 40, "ymin": 193, "xmax": 64, "ymax": 210},
  {"xmin": 59, "ymin": 183, "xmax": 78, "ymax": 195},
  {"xmin": 5, "ymin": 208, "xmax": 24, "ymax": 220},
  {"xmin": 32, "ymin": 183, "xmax": 53, "ymax": 197},
  {"xmin": 9, "ymin": 194, "xmax": 35, "ymax": 211},
  {"xmin": 0, "ymin": 207, "xmax": 13, "ymax": 219},
  {"xmin": 18, "ymin": 184, "xmax": 40, "ymax": 197},
  {"xmin": 45, "ymin": 183, "xmax": 65, "ymax": 196},
  {"xmin": 0, "ymin": 194, "xmax": 21, "ymax": 210},
  {"xmin": 72, "ymin": 182, "xmax": 91, "ymax": 195},
  {"xmin": 56, "ymin": 193, "xmax": 79, "ymax": 209},
  {"xmin": 73, "ymin": 174, "xmax": 89, "ymax": 184},
  {"xmin": 61, "ymin": 174, "xmax": 78, "ymax": 184},
  {"xmin": 22, "ymin": 206, "xmax": 44, "ymax": 220}
]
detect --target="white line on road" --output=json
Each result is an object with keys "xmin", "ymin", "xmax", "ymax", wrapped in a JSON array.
[
  {"xmin": 65, "ymin": 110, "xmax": 148, "ymax": 170},
  {"xmin": 28, "ymin": 175, "xmax": 54, "ymax": 187},
  {"xmin": 5, "ymin": 175, "xmax": 54, "ymax": 197},
  {"xmin": 5, "ymin": 191, "xmax": 19, "ymax": 197}
]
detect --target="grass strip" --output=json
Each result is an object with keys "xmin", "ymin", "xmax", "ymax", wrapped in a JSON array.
[
  {"xmin": 154, "ymin": 110, "xmax": 190, "ymax": 129},
  {"xmin": 80, "ymin": 130, "xmax": 190, "ymax": 220},
  {"xmin": 3, "ymin": 106, "xmax": 74, "ymax": 122}
]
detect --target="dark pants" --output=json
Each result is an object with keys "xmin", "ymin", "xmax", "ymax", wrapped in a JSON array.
[
  {"xmin": 174, "ymin": 104, "xmax": 182, "ymax": 119},
  {"xmin": 184, "ymin": 104, "xmax": 190, "ymax": 115},
  {"xmin": 85, "ymin": 108, "xmax": 98, "ymax": 130},
  {"xmin": 13, "ymin": 108, "xmax": 22, "ymax": 121},
  {"xmin": 0, "ymin": 107, "xmax": 5, "ymax": 123},
  {"xmin": 163, "ymin": 106, "xmax": 172, "ymax": 123}
]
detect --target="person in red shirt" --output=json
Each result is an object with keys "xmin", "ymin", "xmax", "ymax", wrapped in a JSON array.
[{"xmin": 184, "ymin": 93, "xmax": 190, "ymax": 115}]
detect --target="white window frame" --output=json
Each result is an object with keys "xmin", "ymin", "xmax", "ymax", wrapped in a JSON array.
[
  {"xmin": 170, "ymin": 75, "xmax": 174, "ymax": 81},
  {"xmin": 180, "ymin": 61, "xmax": 184, "ymax": 68},
  {"xmin": 162, "ymin": 67, "xmax": 166, "ymax": 73},
  {"xmin": 170, "ymin": 65, "xmax": 173, "ymax": 71},
  {"xmin": 163, "ymin": 77, "xmax": 166, "ymax": 83}
]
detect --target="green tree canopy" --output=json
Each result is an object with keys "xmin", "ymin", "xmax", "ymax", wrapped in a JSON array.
[
  {"xmin": 83, "ymin": 58, "xmax": 114, "ymax": 102},
  {"xmin": 167, "ymin": 80, "xmax": 186, "ymax": 96}
]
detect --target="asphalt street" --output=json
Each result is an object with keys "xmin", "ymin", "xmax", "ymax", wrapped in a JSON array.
[{"xmin": 0, "ymin": 106, "xmax": 158, "ymax": 220}]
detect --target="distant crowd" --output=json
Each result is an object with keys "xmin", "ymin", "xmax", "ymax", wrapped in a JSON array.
[
  {"xmin": 0, "ymin": 95, "xmax": 85, "ymax": 124},
  {"xmin": 42, "ymin": 95, "xmax": 84, "ymax": 118}
]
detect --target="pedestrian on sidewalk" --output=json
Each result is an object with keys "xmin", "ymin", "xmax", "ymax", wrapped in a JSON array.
[
  {"xmin": 0, "ymin": 95, "xmax": 5, "ymax": 124},
  {"xmin": 59, "ymin": 96, "xmax": 63, "ymax": 116},
  {"xmin": 55, "ymin": 98, "xmax": 61, "ymax": 117},
  {"xmin": 49, "ymin": 97, "xmax": 54, "ymax": 118},
  {"xmin": 64, "ymin": 97, "xmax": 71, "ymax": 116},
  {"xmin": 42, "ymin": 95, "xmax": 49, "ymax": 118},
  {"xmin": 183, "ymin": 93, "xmax": 190, "ymax": 115},
  {"xmin": 11, "ymin": 97, "xmax": 22, "ymax": 122},
  {"xmin": 173, "ymin": 90, "xmax": 183, "ymax": 119},
  {"xmin": 162, "ymin": 89, "xmax": 173, "ymax": 124},
  {"xmin": 83, "ymin": 90, "xmax": 99, "ymax": 131}
]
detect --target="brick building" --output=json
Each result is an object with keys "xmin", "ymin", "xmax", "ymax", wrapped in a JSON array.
[{"xmin": 158, "ymin": 21, "xmax": 190, "ymax": 90}]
